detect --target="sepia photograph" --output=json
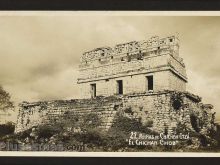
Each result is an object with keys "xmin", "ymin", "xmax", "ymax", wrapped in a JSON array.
[{"xmin": 0, "ymin": 12, "xmax": 220, "ymax": 156}]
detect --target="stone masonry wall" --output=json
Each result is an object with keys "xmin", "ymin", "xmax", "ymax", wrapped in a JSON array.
[
  {"xmin": 121, "ymin": 91, "xmax": 215, "ymax": 134},
  {"xmin": 15, "ymin": 91, "xmax": 215, "ymax": 136},
  {"xmin": 15, "ymin": 97, "xmax": 122, "ymax": 133},
  {"xmin": 79, "ymin": 70, "xmax": 186, "ymax": 99},
  {"xmin": 78, "ymin": 53, "xmax": 186, "ymax": 83},
  {"xmin": 78, "ymin": 35, "xmax": 187, "ymax": 99}
]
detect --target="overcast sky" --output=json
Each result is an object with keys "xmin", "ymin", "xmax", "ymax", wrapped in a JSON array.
[{"xmin": 0, "ymin": 13, "xmax": 220, "ymax": 121}]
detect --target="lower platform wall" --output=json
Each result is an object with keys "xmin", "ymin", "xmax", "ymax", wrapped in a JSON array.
[{"xmin": 15, "ymin": 91, "xmax": 216, "ymax": 136}]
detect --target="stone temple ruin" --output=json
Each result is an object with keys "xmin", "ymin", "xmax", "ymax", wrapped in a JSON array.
[
  {"xmin": 78, "ymin": 35, "xmax": 186, "ymax": 98},
  {"xmin": 15, "ymin": 35, "xmax": 216, "ymax": 136}
]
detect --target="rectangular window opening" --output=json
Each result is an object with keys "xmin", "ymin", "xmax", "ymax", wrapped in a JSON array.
[
  {"xmin": 117, "ymin": 80, "xmax": 123, "ymax": 95},
  {"xmin": 90, "ymin": 83, "xmax": 96, "ymax": 98},
  {"xmin": 146, "ymin": 76, "xmax": 153, "ymax": 91}
]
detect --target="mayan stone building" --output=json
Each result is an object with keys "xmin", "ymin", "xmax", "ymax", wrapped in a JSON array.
[
  {"xmin": 15, "ymin": 35, "xmax": 216, "ymax": 136},
  {"xmin": 78, "ymin": 35, "xmax": 187, "ymax": 98}
]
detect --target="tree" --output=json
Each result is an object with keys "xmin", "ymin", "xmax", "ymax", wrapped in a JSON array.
[{"xmin": 0, "ymin": 85, "xmax": 14, "ymax": 112}]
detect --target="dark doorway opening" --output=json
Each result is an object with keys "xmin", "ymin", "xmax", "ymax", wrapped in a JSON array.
[
  {"xmin": 117, "ymin": 80, "xmax": 123, "ymax": 95},
  {"xmin": 90, "ymin": 84, "xmax": 96, "ymax": 98},
  {"xmin": 146, "ymin": 75, "xmax": 153, "ymax": 91}
]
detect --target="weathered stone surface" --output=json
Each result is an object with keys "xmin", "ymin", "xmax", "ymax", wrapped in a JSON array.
[
  {"xmin": 15, "ymin": 35, "xmax": 216, "ymax": 142},
  {"xmin": 15, "ymin": 96, "xmax": 122, "ymax": 133},
  {"xmin": 78, "ymin": 35, "xmax": 187, "ymax": 99},
  {"xmin": 15, "ymin": 91, "xmax": 216, "ymax": 137}
]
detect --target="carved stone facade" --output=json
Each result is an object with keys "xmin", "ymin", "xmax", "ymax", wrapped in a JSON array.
[{"xmin": 78, "ymin": 35, "xmax": 187, "ymax": 98}]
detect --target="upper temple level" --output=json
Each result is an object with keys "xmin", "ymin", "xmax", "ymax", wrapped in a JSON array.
[
  {"xmin": 77, "ymin": 35, "xmax": 187, "ymax": 99},
  {"xmin": 79, "ymin": 35, "xmax": 183, "ymax": 66}
]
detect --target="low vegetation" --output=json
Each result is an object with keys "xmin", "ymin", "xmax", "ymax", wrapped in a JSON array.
[{"xmin": 1, "ymin": 109, "xmax": 220, "ymax": 152}]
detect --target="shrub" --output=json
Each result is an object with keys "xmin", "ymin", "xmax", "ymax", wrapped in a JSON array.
[
  {"xmin": 81, "ymin": 113, "xmax": 101, "ymax": 130},
  {"xmin": 0, "ymin": 122, "xmax": 15, "ymax": 137},
  {"xmin": 124, "ymin": 107, "xmax": 133, "ymax": 114},
  {"xmin": 171, "ymin": 92, "xmax": 183, "ymax": 110},
  {"xmin": 72, "ymin": 128, "xmax": 104, "ymax": 146},
  {"xmin": 208, "ymin": 124, "xmax": 220, "ymax": 148},
  {"xmin": 199, "ymin": 134, "xmax": 208, "ymax": 147},
  {"xmin": 176, "ymin": 122, "xmax": 188, "ymax": 134},
  {"xmin": 36, "ymin": 124, "xmax": 62, "ymax": 139},
  {"xmin": 190, "ymin": 114, "xmax": 200, "ymax": 132},
  {"xmin": 112, "ymin": 115, "xmax": 156, "ymax": 134}
]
